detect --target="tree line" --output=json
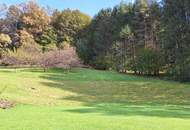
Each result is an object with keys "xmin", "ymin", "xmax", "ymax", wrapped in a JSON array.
[
  {"xmin": 76, "ymin": 0, "xmax": 190, "ymax": 82},
  {"xmin": 0, "ymin": 0, "xmax": 189, "ymax": 82},
  {"xmin": 0, "ymin": 1, "xmax": 90, "ymax": 70}
]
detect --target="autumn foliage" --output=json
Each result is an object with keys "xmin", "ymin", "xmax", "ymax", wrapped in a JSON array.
[{"xmin": 0, "ymin": 1, "xmax": 87, "ymax": 70}]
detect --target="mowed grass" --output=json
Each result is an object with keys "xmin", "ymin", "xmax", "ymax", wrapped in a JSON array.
[{"xmin": 0, "ymin": 68, "xmax": 190, "ymax": 130}]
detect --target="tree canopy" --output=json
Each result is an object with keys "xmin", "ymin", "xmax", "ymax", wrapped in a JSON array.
[{"xmin": 0, "ymin": 0, "xmax": 189, "ymax": 82}]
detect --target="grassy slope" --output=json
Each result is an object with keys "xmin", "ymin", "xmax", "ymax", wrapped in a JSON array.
[{"xmin": 0, "ymin": 68, "xmax": 190, "ymax": 130}]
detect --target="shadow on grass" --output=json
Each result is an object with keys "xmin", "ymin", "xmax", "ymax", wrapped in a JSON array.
[
  {"xmin": 38, "ymin": 68, "xmax": 190, "ymax": 119},
  {"xmin": 39, "ymin": 68, "xmax": 154, "ymax": 82},
  {"xmin": 64, "ymin": 104, "xmax": 190, "ymax": 119}
]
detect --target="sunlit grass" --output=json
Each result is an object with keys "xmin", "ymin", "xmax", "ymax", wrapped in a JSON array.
[{"xmin": 0, "ymin": 68, "xmax": 190, "ymax": 130}]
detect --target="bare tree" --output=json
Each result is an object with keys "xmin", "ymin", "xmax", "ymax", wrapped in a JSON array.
[{"xmin": 40, "ymin": 47, "xmax": 81, "ymax": 71}]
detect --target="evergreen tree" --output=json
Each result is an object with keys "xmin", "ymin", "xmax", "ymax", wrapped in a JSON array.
[{"xmin": 161, "ymin": 0, "xmax": 190, "ymax": 81}]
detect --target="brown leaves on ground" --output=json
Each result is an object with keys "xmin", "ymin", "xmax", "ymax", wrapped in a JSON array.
[{"xmin": 0, "ymin": 99, "xmax": 15, "ymax": 109}]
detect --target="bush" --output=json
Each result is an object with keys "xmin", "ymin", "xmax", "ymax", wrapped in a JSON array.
[
  {"xmin": 135, "ymin": 49, "xmax": 164, "ymax": 76},
  {"xmin": 167, "ymin": 58, "xmax": 190, "ymax": 82},
  {"xmin": 40, "ymin": 47, "xmax": 81, "ymax": 71},
  {"xmin": 91, "ymin": 55, "xmax": 112, "ymax": 70}
]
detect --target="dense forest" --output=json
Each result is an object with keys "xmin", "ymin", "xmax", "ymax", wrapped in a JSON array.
[{"xmin": 0, "ymin": 0, "xmax": 190, "ymax": 82}]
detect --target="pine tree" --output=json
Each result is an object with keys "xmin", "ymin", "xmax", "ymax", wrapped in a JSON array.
[
  {"xmin": 161, "ymin": 0, "xmax": 190, "ymax": 81},
  {"xmin": 133, "ymin": 0, "xmax": 148, "ymax": 48}
]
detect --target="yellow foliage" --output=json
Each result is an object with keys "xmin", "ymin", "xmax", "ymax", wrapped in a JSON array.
[{"xmin": 0, "ymin": 33, "xmax": 12, "ymax": 45}]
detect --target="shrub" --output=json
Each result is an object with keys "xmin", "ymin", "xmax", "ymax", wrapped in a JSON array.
[
  {"xmin": 135, "ymin": 49, "xmax": 164, "ymax": 76},
  {"xmin": 40, "ymin": 47, "xmax": 81, "ymax": 71},
  {"xmin": 91, "ymin": 55, "xmax": 112, "ymax": 70},
  {"xmin": 167, "ymin": 57, "xmax": 190, "ymax": 82}
]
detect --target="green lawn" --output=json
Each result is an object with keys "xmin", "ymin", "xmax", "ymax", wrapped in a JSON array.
[{"xmin": 0, "ymin": 68, "xmax": 190, "ymax": 130}]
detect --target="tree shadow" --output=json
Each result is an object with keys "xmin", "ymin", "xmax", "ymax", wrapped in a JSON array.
[
  {"xmin": 39, "ymin": 68, "xmax": 190, "ymax": 119},
  {"xmin": 64, "ymin": 104, "xmax": 190, "ymax": 119}
]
